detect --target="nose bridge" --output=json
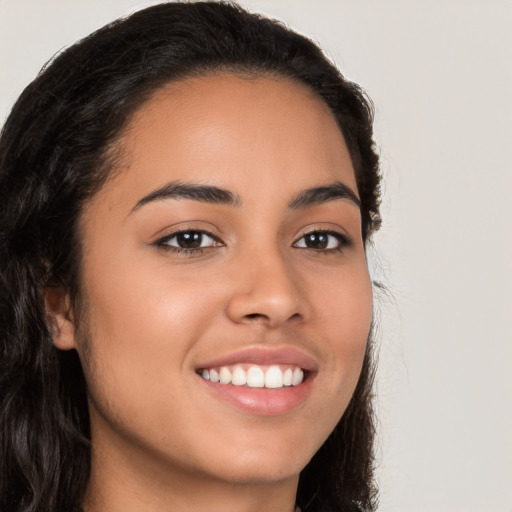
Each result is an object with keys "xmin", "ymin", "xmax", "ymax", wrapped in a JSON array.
[{"xmin": 226, "ymin": 240, "xmax": 305, "ymax": 327}]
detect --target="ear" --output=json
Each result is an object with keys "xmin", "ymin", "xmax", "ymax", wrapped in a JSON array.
[{"xmin": 43, "ymin": 286, "xmax": 77, "ymax": 350}]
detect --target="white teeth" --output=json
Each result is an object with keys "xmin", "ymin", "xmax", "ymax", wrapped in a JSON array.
[
  {"xmin": 200, "ymin": 364, "xmax": 305, "ymax": 388},
  {"xmin": 232, "ymin": 366, "xmax": 247, "ymax": 386},
  {"xmin": 283, "ymin": 368, "xmax": 293, "ymax": 386},
  {"xmin": 265, "ymin": 365, "xmax": 284, "ymax": 388},
  {"xmin": 219, "ymin": 367, "xmax": 232, "ymax": 384},
  {"xmin": 247, "ymin": 366, "xmax": 265, "ymax": 388},
  {"xmin": 292, "ymin": 367, "xmax": 304, "ymax": 386}
]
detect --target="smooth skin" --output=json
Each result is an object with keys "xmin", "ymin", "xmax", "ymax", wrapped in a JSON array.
[{"xmin": 49, "ymin": 74, "xmax": 373, "ymax": 512}]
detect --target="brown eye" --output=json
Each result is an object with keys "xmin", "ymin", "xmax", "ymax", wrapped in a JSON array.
[
  {"xmin": 294, "ymin": 231, "xmax": 349, "ymax": 251},
  {"xmin": 158, "ymin": 230, "xmax": 221, "ymax": 251},
  {"xmin": 175, "ymin": 232, "xmax": 204, "ymax": 248},
  {"xmin": 303, "ymin": 233, "xmax": 329, "ymax": 249}
]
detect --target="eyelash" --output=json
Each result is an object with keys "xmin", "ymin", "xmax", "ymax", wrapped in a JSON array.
[
  {"xmin": 153, "ymin": 229, "xmax": 223, "ymax": 254},
  {"xmin": 153, "ymin": 229, "xmax": 352, "ymax": 255},
  {"xmin": 293, "ymin": 230, "xmax": 352, "ymax": 253}
]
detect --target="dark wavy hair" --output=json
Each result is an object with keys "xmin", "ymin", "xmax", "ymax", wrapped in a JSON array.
[{"xmin": 0, "ymin": 2, "xmax": 382, "ymax": 511}]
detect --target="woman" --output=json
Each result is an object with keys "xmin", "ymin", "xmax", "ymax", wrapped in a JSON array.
[{"xmin": 0, "ymin": 2, "xmax": 381, "ymax": 511}]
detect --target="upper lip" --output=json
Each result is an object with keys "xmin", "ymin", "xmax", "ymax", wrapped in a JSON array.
[{"xmin": 195, "ymin": 346, "xmax": 318, "ymax": 372}]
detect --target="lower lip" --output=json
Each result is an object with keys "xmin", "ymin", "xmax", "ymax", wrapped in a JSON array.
[{"xmin": 198, "ymin": 375, "xmax": 315, "ymax": 416}]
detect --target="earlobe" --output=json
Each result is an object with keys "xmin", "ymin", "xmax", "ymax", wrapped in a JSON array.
[{"xmin": 43, "ymin": 286, "xmax": 77, "ymax": 350}]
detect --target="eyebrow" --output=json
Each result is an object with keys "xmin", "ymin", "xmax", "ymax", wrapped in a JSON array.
[
  {"xmin": 130, "ymin": 181, "xmax": 241, "ymax": 213},
  {"xmin": 288, "ymin": 181, "xmax": 360, "ymax": 209},
  {"xmin": 130, "ymin": 179, "xmax": 359, "ymax": 214}
]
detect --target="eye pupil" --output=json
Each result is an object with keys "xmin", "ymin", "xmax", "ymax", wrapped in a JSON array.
[
  {"xmin": 177, "ymin": 231, "xmax": 202, "ymax": 248},
  {"xmin": 305, "ymin": 233, "xmax": 328, "ymax": 249}
]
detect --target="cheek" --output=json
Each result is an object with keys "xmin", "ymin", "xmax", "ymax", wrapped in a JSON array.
[
  {"xmin": 335, "ymin": 275, "xmax": 372, "ymax": 359},
  {"xmin": 76, "ymin": 255, "xmax": 223, "ymax": 408},
  {"xmin": 308, "ymin": 259, "xmax": 373, "ymax": 389},
  {"xmin": 84, "ymin": 252, "xmax": 220, "ymax": 342}
]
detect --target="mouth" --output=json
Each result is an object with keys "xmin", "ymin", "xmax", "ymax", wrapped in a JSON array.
[
  {"xmin": 196, "ymin": 364, "xmax": 307, "ymax": 389},
  {"xmin": 195, "ymin": 347, "xmax": 317, "ymax": 415}
]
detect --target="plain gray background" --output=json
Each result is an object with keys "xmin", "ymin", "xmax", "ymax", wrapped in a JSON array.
[{"xmin": 1, "ymin": 1, "xmax": 511, "ymax": 511}]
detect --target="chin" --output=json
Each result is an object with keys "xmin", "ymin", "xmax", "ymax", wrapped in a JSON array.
[
  {"xmin": 192, "ymin": 439, "xmax": 317, "ymax": 485},
  {"xmin": 209, "ymin": 459, "xmax": 305, "ymax": 486}
]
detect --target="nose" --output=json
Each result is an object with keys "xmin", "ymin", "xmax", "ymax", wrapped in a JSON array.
[{"xmin": 225, "ymin": 247, "xmax": 307, "ymax": 328}]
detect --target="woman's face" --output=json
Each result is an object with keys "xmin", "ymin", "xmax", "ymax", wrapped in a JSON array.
[{"xmin": 63, "ymin": 74, "xmax": 372, "ymax": 486}]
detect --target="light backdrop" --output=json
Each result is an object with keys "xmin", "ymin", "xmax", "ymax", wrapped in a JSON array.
[{"xmin": 1, "ymin": 2, "xmax": 511, "ymax": 511}]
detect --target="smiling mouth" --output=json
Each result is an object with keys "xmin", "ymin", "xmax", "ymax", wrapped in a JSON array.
[{"xmin": 197, "ymin": 364, "xmax": 306, "ymax": 389}]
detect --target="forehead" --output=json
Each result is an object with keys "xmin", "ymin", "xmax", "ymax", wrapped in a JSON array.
[{"xmin": 98, "ymin": 73, "xmax": 356, "ymax": 211}]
